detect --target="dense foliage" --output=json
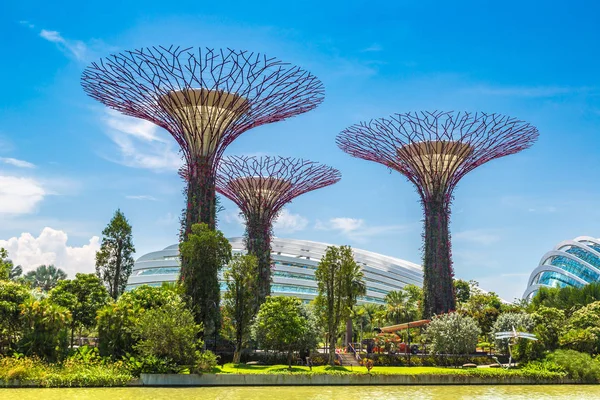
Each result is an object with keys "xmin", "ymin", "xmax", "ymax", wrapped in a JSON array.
[
  {"xmin": 23, "ymin": 265, "xmax": 67, "ymax": 291},
  {"xmin": 95, "ymin": 209, "xmax": 135, "ymax": 300},
  {"xmin": 49, "ymin": 274, "xmax": 110, "ymax": 347},
  {"xmin": 179, "ymin": 223, "xmax": 232, "ymax": 337},
  {"xmin": 426, "ymin": 313, "xmax": 480, "ymax": 355},
  {"xmin": 252, "ymin": 296, "xmax": 319, "ymax": 368},
  {"xmin": 223, "ymin": 254, "xmax": 259, "ymax": 363},
  {"xmin": 315, "ymin": 245, "xmax": 365, "ymax": 365}
]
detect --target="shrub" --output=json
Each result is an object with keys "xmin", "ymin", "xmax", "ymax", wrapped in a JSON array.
[
  {"xmin": 196, "ymin": 350, "xmax": 219, "ymax": 372},
  {"xmin": 491, "ymin": 312, "xmax": 534, "ymax": 354},
  {"xmin": 426, "ymin": 313, "xmax": 480, "ymax": 355},
  {"xmin": 548, "ymin": 349, "xmax": 600, "ymax": 383},
  {"xmin": 133, "ymin": 302, "xmax": 201, "ymax": 366},
  {"xmin": 559, "ymin": 327, "xmax": 599, "ymax": 354},
  {"xmin": 122, "ymin": 354, "xmax": 178, "ymax": 376},
  {"xmin": 18, "ymin": 298, "xmax": 70, "ymax": 362}
]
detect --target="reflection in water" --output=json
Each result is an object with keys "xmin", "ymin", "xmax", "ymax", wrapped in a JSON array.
[{"xmin": 1, "ymin": 386, "xmax": 599, "ymax": 400}]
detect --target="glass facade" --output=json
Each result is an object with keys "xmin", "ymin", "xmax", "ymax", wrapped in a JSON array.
[
  {"xmin": 126, "ymin": 237, "xmax": 424, "ymax": 305},
  {"xmin": 524, "ymin": 236, "xmax": 600, "ymax": 299}
]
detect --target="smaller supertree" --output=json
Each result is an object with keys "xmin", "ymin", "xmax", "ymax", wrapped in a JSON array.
[{"xmin": 216, "ymin": 156, "xmax": 341, "ymax": 306}]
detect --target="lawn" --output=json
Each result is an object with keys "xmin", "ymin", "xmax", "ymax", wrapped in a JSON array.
[{"xmin": 215, "ymin": 363, "xmax": 565, "ymax": 380}]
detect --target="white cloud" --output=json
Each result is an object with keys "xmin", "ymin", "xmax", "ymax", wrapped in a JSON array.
[
  {"xmin": 19, "ymin": 20, "xmax": 35, "ymax": 29},
  {"xmin": 39, "ymin": 29, "xmax": 88, "ymax": 61},
  {"xmin": 102, "ymin": 110, "xmax": 182, "ymax": 172},
  {"xmin": 0, "ymin": 175, "xmax": 45, "ymax": 215},
  {"xmin": 126, "ymin": 195, "xmax": 158, "ymax": 201},
  {"xmin": 315, "ymin": 217, "xmax": 410, "ymax": 242},
  {"xmin": 362, "ymin": 43, "xmax": 383, "ymax": 52},
  {"xmin": 0, "ymin": 228, "xmax": 100, "ymax": 277},
  {"xmin": 0, "ymin": 157, "xmax": 35, "ymax": 169},
  {"xmin": 454, "ymin": 229, "xmax": 501, "ymax": 246},
  {"xmin": 273, "ymin": 209, "xmax": 308, "ymax": 233}
]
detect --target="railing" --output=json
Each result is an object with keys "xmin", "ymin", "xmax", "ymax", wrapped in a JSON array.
[{"xmin": 348, "ymin": 343, "xmax": 361, "ymax": 363}]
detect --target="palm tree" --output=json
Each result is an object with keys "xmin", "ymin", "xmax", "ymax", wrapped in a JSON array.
[
  {"xmin": 23, "ymin": 265, "xmax": 67, "ymax": 291},
  {"xmin": 345, "ymin": 263, "xmax": 367, "ymax": 349},
  {"xmin": 9, "ymin": 264, "xmax": 22, "ymax": 280},
  {"xmin": 384, "ymin": 289, "xmax": 419, "ymax": 325}
]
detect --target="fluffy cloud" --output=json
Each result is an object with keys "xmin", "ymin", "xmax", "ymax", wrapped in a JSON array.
[
  {"xmin": 0, "ymin": 175, "xmax": 45, "ymax": 215},
  {"xmin": 0, "ymin": 228, "xmax": 100, "ymax": 277},
  {"xmin": 102, "ymin": 110, "xmax": 182, "ymax": 172},
  {"xmin": 273, "ymin": 209, "xmax": 308, "ymax": 233}
]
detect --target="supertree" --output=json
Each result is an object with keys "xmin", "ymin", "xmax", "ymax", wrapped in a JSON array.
[
  {"xmin": 337, "ymin": 111, "xmax": 538, "ymax": 317},
  {"xmin": 216, "ymin": 156, "xmax": 341, "ymax": 306},
  {"xmin": 81, "ymin": 46, "xmax": 325, "ymax": 234}
]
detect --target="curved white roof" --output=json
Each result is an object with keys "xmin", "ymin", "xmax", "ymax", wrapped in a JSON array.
[{"xmin": 127, "ymin": 236, "xmax": 423, "ymax": 305}]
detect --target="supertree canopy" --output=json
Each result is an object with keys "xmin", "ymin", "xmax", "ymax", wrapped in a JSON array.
[
  {"xmin": 81, "ymin": 46, "xmax": 325, "ymax": 234},
  {"xmin": 337, "ymin": 111, "xmax": 538, "ymax": 317},
  {"xmin": 216, "ymin": 156, "xmax": 341, "ymax": 305}
]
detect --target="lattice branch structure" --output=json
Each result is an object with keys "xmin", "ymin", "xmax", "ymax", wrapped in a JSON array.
[
  {"xmin": 337, "ymin": 111, "xmax": 539, "ymax": 317},
  {"xmin": 81, "ymin": 46, "xmax": 325, "ymax": 233},
  {"xmin": 216, "ymin": 156, "xmax": 341, "ymax": 305}
]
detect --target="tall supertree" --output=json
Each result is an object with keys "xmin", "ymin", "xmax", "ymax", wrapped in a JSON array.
[
  {"xmin": 337, "ymin": 111, "xmax": 538, "ymax": 317},
  {"xmin": 81, "ymin": 46, "xmax": 325, "ymax": 234},
  {"xmin": 216, "ymin": 156, "xmax": 341, "ymax": 306}
]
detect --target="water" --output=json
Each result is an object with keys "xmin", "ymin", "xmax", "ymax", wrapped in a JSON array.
[{"xmin": 1, "ymin": 386, "xmax": 599, "ymax": 399}]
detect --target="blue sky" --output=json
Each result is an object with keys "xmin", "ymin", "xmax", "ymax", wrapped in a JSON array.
[{"xmin": 0, "ymin": 0, "xmax": 599, "ymax": 300}]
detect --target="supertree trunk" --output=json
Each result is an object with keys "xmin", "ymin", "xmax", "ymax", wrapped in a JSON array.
[
  {"xmin": 244, "ymin": 212, "xmax": 273, "ymax": 306},
  {"xmin": 422, "ymin": 195, "xmax": 455, "ymax": 317},
  {"xmin": 183, "ymin": 157, "xmax": 217, "ymax": 235}
]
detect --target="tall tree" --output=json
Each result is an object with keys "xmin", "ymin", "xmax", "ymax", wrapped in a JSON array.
[
  {"xmin": 95, "ymin": 209, "xmax": 135, "ymax": 300},
  {"xmin": 23, "ymin": 265, "xmax": 67, "ymax": 291},
  {"xmin": 315, "ymin": 245, "xmax": 365, "ymax": 365},
  {"xmin": 0, "ymin": 248, "xmax": 10, "ymax": 281},
  {"xmin": 251, "ymin": 296, "xmax": 318, "ymax": 369},
  {"xmin": 223, "ymin": 254, "xmax": 258, "ymax": 363},
  {"xmin": 49, "ymin": 273, "xmax": 110, "ymax": 348},
  {"xmin": 179, "ymin": 223, "xmax": 232, "ymax": 339}
]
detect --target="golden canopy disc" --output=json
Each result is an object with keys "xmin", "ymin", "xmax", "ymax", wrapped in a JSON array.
[
  {"xmin": 397, "ymin": 140, "xmax": 473, "ymax": 191},
  {"xmin": 231, "ymin": 176, "xmax": 292, "ymax": 213},
  {"xmin": 159, "ymin": 88, "xmax": 249, "ymax": 156}
]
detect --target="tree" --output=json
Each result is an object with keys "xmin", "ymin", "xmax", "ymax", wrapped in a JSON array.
[
  {"xmin": 251, "ymin": 296, "xmax": 318, "ymax": 369},
  {"xmin": 223, "ymin": 254, "xmax": 258, "ymax": 363},
  {"xmin": 454, "ymin": 279, "xmax": 472, "ymax": 304},
  {"xmin": 49, "ymin": 273, "xmax": 110, "ymax": 348},
  {"xmin": 384, "ymin": 289, "xmax": 419, "ymax": 325},
  {"xmin": 0, "ymin": 281, "xmax": 32, "ymax": 353},
  {"xmin": 0, "ymin": 248, "xmax": 11, "ymax": 281},
  {"xmin": 179, "ymin": 223, "xmax": 232, "ymax": 338},
  {"xmin": 95, "ymin": 209, "xmax": 135, "ymax": 300},
  {"xmin": 23, "ymin": 265, "xmax": 67, "ymax": 291},
  {"xmin": 18, "ymin": 298, "xmax": 71, "ymax": 362},
  {"xmin": 315, "ymin": 245, "xmax": 366, "ymax": 365},
  {"xmin": 134, "ymin": 301, "xmax": 202, "ymax": 366},
  {"xmin": 426, "ymin": 312, "xmax": 480, "ymax": 355},
  {"xmin": 491, "ymin": 312, "xmax": 535, "ymax": 354},
  {"xmin": 97, "ymin": 284, "xmax": 183, "ymax": 358}
]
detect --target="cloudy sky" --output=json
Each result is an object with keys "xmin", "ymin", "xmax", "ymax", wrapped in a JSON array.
[{"xmin": 1, "ymin": 1, "xmax": 599, "ymax": 300}]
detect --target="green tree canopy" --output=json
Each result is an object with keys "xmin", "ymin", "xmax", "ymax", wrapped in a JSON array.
[
  {"xmin": 49, "ymin": 273, "xmax": 110, "ymax": 347},
  {"xmin": 0, "ymin": 281, "xmax": 33, "ymax": 353},
  {"xmin": 251, "ymin": 296, "xmax": 318, "ymax": 368},
  {"xmin": 223, "ymin": 254, "xmax": 258, "ymax": 363},
  {"xmin": 23, "ymin": 265, "xmax": 67, "ymax": 291},
  {"xmin": 315, "ymin": 245, "xmax": 365, "ymax": 365},
  {"xmin": 95, "ymin": 209, "xmax": 135, "ymax": 300},
  {"xmin": 426, "ymin": 312, "xmax": 480, "ymax": 355},
  {"xmin": 96, "ymin": 283, "xmax": 183, "ymax": 358},
  {"xmin": 179, "ymin": 223, "xmax": 232, "ymax": 337}
]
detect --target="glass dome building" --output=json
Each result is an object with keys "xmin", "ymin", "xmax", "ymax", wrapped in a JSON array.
[
  {"xmin": 523, "ymin": 236, "xmax": 600, "ymax": 299},
  {"xmin": 126, "ymin": 237, "xmax": 423, "ymax": 305}
]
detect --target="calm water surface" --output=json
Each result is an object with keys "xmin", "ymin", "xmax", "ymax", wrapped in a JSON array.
[{"xmin": 1, "ymin": 386, "xmax": 600, "ymax": 400}]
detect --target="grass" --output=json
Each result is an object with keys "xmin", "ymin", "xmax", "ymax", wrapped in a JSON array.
[{"xmin": 215, "ymin": 363, "xmax": 567, "ymax": 380}]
